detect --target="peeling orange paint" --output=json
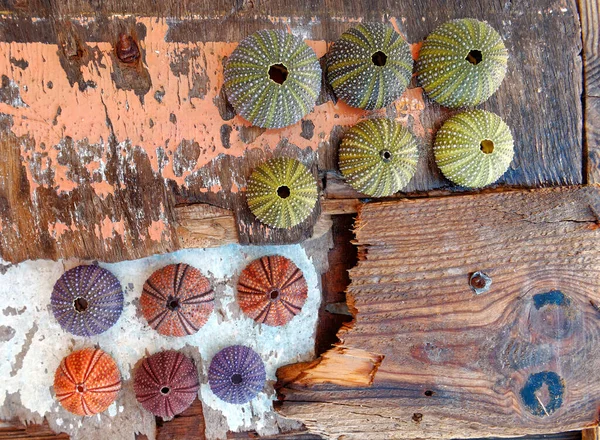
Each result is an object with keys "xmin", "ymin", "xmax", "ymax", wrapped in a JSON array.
[
  {"xmin": 48, "ymin": 221, "xmax": 71, "ymax": 240},
  {"xmin": 148, "ymin": 219, "xmax": 168, "ymax": 242},
  {"xmin": 0, "ymin": 16, "xmax": 426, "ymax": 240}
]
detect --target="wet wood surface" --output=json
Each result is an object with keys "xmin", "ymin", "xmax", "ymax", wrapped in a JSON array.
[
  {"xmin": 0, "ymin": 0, "xmax": 585, "ymax": 264},
  {"xmin": 278, "ymin": 186, "xmax": 600, "ymax": 439}
]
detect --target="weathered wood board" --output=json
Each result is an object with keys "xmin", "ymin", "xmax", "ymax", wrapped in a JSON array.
[
  {"xmin": 277, "ymin": 186, "xmax": 600, "ymax": 439},
  {"xmin": 0, "ymin": 0, "xmax": 584, "ymax": 263}
]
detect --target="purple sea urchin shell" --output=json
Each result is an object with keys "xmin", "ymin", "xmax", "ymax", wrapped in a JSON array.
[
  {"xmin": 208, "ymin": 345, "xmax": 266, "ymax": 404},
  {"xmin": 134, "ymin": 350, "xmax": 199, "ymax": 418},
  {"xmin": 51, "ymin": 265, "xmax": 124, "ymax": 337}
]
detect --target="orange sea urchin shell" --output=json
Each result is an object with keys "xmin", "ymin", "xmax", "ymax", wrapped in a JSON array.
[
  {"xmin": 54, "ymin": 348, "xmax": 121, "ymax": 416},
  {"xmin": 140, "ymin": 263, "xmax": 215, "ymax": 337},
  {"xmin": 237, "ymin": 255, "xmax": 308, "ymax": 326}
]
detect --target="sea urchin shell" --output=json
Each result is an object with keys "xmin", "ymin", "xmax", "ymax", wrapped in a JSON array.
[
  {"xmin": 54, "ymin": 348, "xmax": 121, "ymax": 416},
  {"xmin": 208, "ymin": 345, "xmax": 266, "ymax": 404},
  {"xmin": 246, "ymin": 157, "xmax": 318, "ymax": 229},
  {"xmin": 224, "ymin": 29, "xmax": 321, "ymax": 128},
  {"xmin": 134, "ymin": 350, "xmax": 199, "ymax": 418},
  {"xmin": 339, "ymin": 118, "xmax": 419, "ymax": 197},
  {"xmin": 140, "ymin": 263, "xmax": 215, "ymax": 337},
  {"xmin": 416, "ymin": 18, "xmax": 508, "ymax": 108},
  {"xmin": 327, "ymin": 23, "xmax": 413, "ymax": 110},
  {"xmin": 237, "ymin": 255, "xmax": 308, "ymax": 326},
  {"xmin": 51, "ymin": 265, "xmax": 124, "ymax": 337},
  {"xmin": 434, "ymin": 109, "xmax": 514, "ymax": 188}
]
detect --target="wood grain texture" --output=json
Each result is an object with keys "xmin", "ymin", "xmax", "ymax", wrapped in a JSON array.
[
  {"xmin": 278, "ymin": 187, "xmax": 600, "ymax": 439},
  {"xmin": 579, "ymin": 0, "xmax": 600, "ymax": 183},
  {"xmin": 583, "ymin": 428, "xmax": 600, "ymax": 440},
  {"xmin": 0, "ymin": 0, "xmax": 585, "ymax": 263}
]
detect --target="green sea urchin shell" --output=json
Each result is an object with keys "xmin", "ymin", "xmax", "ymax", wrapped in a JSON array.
[
  {"xmin": 246, "ymin": 157, "xmax": 318, "ymax": 228},
  {"xmin": 434, "ymin": 109, "xmax": 514, "ymax": 188},
  {"xmin": 416, "ymin": 18, "xmax": 508, "ymax": 108},
  {"xmin": 224, "ymin": 30, "xmax": 321, "ymax": 129},
  {"xmin": 327, "ymin": 23, "xmax": 413, "ymax": 110},
  {"xmin": 339, "ymin": 118, "xmax": 419, "ymax": 197}
]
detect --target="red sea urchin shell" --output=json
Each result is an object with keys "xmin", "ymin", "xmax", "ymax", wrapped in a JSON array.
[
  {"xmin": 140, "ymin": 263, "xmax": 215, "ymax": 337},
  {"xmin": 54, "ymin": 348, "xmax": 121, "ymax": 416},
  {"xmin": 237, "ymin": 255, "xmax": 308, "ymax": 326},
  {"xmin": 134, "ymin": 350, "xmax": 199, "ymax": 418}
]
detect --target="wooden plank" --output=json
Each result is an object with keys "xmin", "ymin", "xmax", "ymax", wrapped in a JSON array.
[
  {"xmin": 277, "ymin": 187, "xmax": 600, "ymax": 439},
  {"xmin": 579, "ymin": 0, "xmax": 600, "ymax": 183},
  {"xmin": 0, "ymin": 0, "xmax": 584, "ymax": 263},
  {"xmin": 0, "ymin": 419, "xmax": 69, "ymax": 439},
  {"xmin": 582, "ymin": 428, "xmax": 600, "ymax": 440}
]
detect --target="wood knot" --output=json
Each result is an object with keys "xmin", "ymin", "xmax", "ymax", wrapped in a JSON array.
[
  {"xmin": 520, "ymin": 371, "xmax": 564, "ymax": 417},
  {"xmin": 116, "ymin": 34, "xmax": 140, "ymax": 64}
]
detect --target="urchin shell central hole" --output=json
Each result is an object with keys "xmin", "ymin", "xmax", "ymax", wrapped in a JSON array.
[
  {"xmin": 160, "ymin": 386, "xmax": 171, "ymax": 395},
  {"xmin": 231, "ymin": 373, "xmax": 243, "ymax": 385},
  {"xmin": 277, "ymin": 185, "xmax": 291, "ymax": 199},
  {"xmin": 269, "ymin": 288, "xmax": 280, "ymax": 300},
  {"xmin": 76, "ymin": 384, "xmax": 85, "ymax": 393},
  {"xmin": 167, "ymin": 298, "xmax": 180, "ymax": 311},
  {"xmin": 268, "ymin": 63, "xmax": 288, "ymax": 85},
  {"xmin": 73, "ymin": 297, "xmax": 88, "ymax": 313},
  {"xmin": 380, "ymin": 150, "xmax": 393, "ymax": 162},
  {"xmin": 480, "ymin": 139, "xmax": 494, "ymax": 154},
  {"xmin": 371, "ymin": 50, "xmax": 388, "ymax": 66},
  {"xmin": 466, "ymin": 49, "xmax": 483, "ymax": 65}
]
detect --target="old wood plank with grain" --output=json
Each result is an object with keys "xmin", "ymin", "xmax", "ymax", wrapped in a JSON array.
[
  {"xmin": 0, "ymin": 0, "xmax": 584, "ymax": 263},
  {"xmin": 277, "ymin": 186, "xmax": 600, "ymax": 439}
]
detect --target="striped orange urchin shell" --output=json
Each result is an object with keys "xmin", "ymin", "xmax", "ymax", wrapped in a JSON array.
[
  {"xmin": 237, "ymin": 255, "xmax": 308, "ymax": 326},
  {"xmin": 54, "ymin": 348, "xmax": 121, "ymax": 416},
  {"xmin": 140, "ymin": 263, "xmax": 215, "ymax": 337}
]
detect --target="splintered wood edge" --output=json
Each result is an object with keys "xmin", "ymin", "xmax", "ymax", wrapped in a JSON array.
[
  {"xmin": 277, "ymin": 346, "xmax": 384, "ymax": 389},
  {"xmin": 174, "ymin": 198, "xmax": 361, "ymax": 248}
]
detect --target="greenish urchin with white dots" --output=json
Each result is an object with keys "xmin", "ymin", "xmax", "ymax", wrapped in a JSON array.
[
  {"xmin": 417, "ymin": 18, "xmax": 508, "ymax": 108},
  {"xmin": 224, "ymin": 30, "xmax": 321, "ymax": 129},
  {"xmin": 246, "ymin": 157, "xmax": 318, "ymax": 229},
  {"xmin": 339, "ymin": 118, "xmax": 419, "ymax": 197},
  {"xmin": 327, "ymin": 23, "xmax": 413, "ymax": 110},
  {"xmin": 434, "ymin": 109, "xmax": 514, "ymax": 188}
]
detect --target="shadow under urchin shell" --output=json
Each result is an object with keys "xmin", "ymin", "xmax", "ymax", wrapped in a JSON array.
[
  {"xmin": 338, "ymin": 118, "xmax": 419, "ymax": 197},
  {"xmin": 140, "ymin": 263, "xmax": 215, "ymax": 337},
  {"xmin": 416, "ymin": 18, "xmax": 508, "ymax": 108},
  {"xmin": 208, "ymin": 345, "xmax": 266, "ymax": 404},
  {"xmin": 326, "ymin": 22, "xmax": 413, "ymax": 110},
  {"xmin": 51, "ymin": 265, "xmax": 124, "ymax": 337},
  {"xmin": 246, "ymin": 157, "xmax": 318, "ymax": 229},
  {"xmin": 237, "ymin": 255, "xmax": 308, "ymax": 326},
  {"xmin": 134, "ymin": 350, "xmax": 199, "ymax": 418},
  {"xmin": 434, "ymin": 109, "xmax": 514, "ymax": 188},
  {"xmin": 224, "ymin": 29, "xmax": 321, "ymax": 129},
  {"xmin": 54, "ymin": 348, "xmax": 122, "ymax": 416}
]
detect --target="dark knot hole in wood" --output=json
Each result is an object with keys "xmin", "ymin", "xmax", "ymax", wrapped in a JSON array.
[
  {"xmin": 269, "ymin": 63, "xmax": 288, "ymax": 85},
  {"xmin": 372, "ymin": 50, "xmax": 388, "ymax": 66},
  {"xmin": 480, "ymin": 139, "xmax": 494, "ymax": 154},
  {"xmin": 466, "ymin": 49, "xmax": 483, "ymax": 65},
  {"xmin": 424, "ymin": 390, "xmax": 434, "ymax": 397},
  {"xmin": 277, "ymin": 186, "xmax": 291, "ymax": 199},
  {"xmin": 231, "ymin": 373, "xmax": 243, "ymax": 385},
  {"xmin": 74, "ymin": 297, "xmax": 88, "ymax": 313}
]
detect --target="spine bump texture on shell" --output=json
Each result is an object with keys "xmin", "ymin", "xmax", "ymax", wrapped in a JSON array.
[
  {"xmin": 224, "ymin": 30, "xmax": 321, "ymax": 129},
  {"xmin": 416, "ymin": 18, "xmax": 508, "ymax": 108},
  {"xmin": 246, "ymin": 157, "xmax": 318, "ymax": 229},
  {"xmin": 327, "ymin": 22, "xmax": 413, "ymax": 110},
  {"xmin": 434, "ymin": 109, "xmax": 514, "ymax": 188},
  {"xmin": 339, "ymin": 118, "xmax": 419, "ymax": 197}
]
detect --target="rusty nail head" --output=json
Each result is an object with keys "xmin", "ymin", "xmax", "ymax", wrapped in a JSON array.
[
  {"xmin": 116, "ymin": 33, "xmax": 140, "ymax": 64},
  {"xmin": 470, "ymin": 271, "xmax": 492, "ymax": 295}
]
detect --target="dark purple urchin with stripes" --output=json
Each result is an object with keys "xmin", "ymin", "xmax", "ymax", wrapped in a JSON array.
[
  {"xmin": 140, "ymin": 263, "xmax": 215, "ymax": 337},
  {"xmin": 51, "ymin": 265, "xmax": 124, "ymax": 337},
  {"xmin": 208, "ymin": 345, "xmax": 266, "ymax": 405},
  {"xmin": 134, "ymin": 350, "xmax": 200, "ymax": 418}
]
